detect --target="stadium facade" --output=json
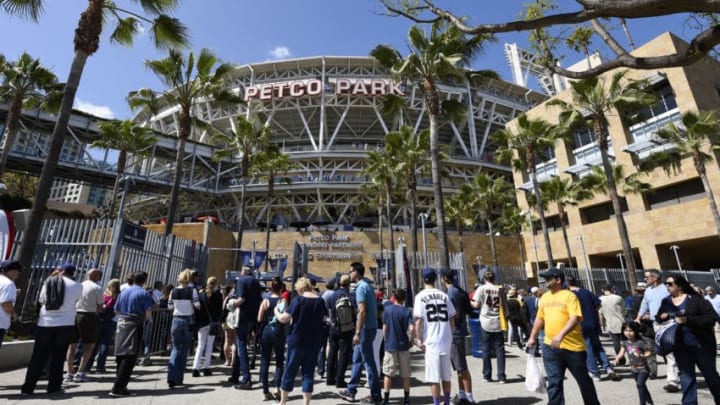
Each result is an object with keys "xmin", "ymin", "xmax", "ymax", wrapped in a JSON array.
[{"xmin": 131, "ymin": 56, "xmax": 545, "ymax": 229}]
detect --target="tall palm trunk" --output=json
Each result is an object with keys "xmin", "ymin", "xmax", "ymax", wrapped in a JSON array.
[
  {"xmin": 408, "ymin": 174, "xmax": 419, "ymax": 273},
  {"xmin": 529, "ymin": 167, "xmax": 554, "ymax": 268},
  {"xmin": 17, "ymin": 0, "xmax": 104, "ymax": 303},
  {"xmin": 165, "ymin": 110, "xmax": 190, "ymax": 235},
  {"xmin": 378, "ymin": 205, "xmax": 384, "ymax": 275},
  {"xmin": 558, "ymin": 204, "xmax": 574, "ymax": 267},
  {"xmin": 695, "ymin": 155, "xmax": 720, "ymax": 236},
  {"xmin": 108, "ymin": 150, "xmax": 127, "ymax": 215},
  {"xmin": 234, "ymin": 157, "xmax": 249, "ymax": 269},
  {"xmin": 264, "ymin": 176, "xmax": 274, "ymax": 272},
  {"xmin": 425, "ymin": 79, "xmax": 449, "ymax": 270},
  {"xmin": 0, "ymin": 91, "xmax": 24, "ymax": 179},
  {"xmin": 385, "ymin": 184, "xmax": 396, "ymax": 288},
  {"xmin": 487, "ymin": 219, "xmax": 498, "ymax": 267},
  {"xmin": 595, "ymin": 116, "xmax": 637, "ymax": 288}
]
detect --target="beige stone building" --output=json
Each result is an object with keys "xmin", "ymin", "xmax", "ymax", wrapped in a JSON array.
[{"xmin": 509, "ymin": 32, "xmax": 720, "ymax": 273}]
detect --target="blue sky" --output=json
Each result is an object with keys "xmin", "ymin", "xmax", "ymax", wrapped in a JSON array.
[{"xmin": 0, "ymin": 1, "xmax": 693, "ymax": 120}]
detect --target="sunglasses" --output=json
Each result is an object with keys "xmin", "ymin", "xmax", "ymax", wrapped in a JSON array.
[{"xmin": 665, "ymin": 282, "xmax": 676, "ymax": 286}]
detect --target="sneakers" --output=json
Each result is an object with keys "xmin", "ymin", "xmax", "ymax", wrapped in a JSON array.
[
  {"xmin": 73, "ymin": 372, "xmax": 90, "ymax": 383},
  {"xmin": 607, "ymin": 370, "xmax": 619, "ymax": 381},
  {"xmin": 263, "ymin": 392, "xmax": 274, "ymax": 401},
  {"xmin": 234, "ymin": 380, "xmax": 253, "ymax": 390},
  {"xmin": 497, "ymin": 379, "xmax": 507, "ymax": 384},
  {"xmin": 663, "ymin": 383, "xmax": 680, "ymax": 393},
  {"xmin": 590, "ymin": 374, "xmax": 601, "ymax": 382},
  {"xmin": 63, "ymin": 373, "xmax": 74, "ymax": 383},
  {"xmin": 192, "ymin": 369, "xmax": 201, "ymax": 377},
  {"xmin": 203, "ymin": 369, "xmax": 212, "ymax": 376},
  {"xmin": 338, "ymin": 389, "xmax": 356, "ymax": 402},
  {"xmin": 359, "ymin": 395, "xmax": 382, "ymax": 404},
  {"xmin": 109, "ymin": 389, "xmax": 134, "ymax": 397}
]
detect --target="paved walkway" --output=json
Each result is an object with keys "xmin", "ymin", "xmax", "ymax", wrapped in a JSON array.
[{"xmin": 1, "ymin": 339, "xmax": 716, "ymax": 404}]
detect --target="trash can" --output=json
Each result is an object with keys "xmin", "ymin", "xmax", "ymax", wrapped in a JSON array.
[{"xmin": 468, "ymin": 317, "xmax": 483, "ymax": 358}]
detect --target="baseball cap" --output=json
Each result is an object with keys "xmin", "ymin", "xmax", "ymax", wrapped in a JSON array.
[
  {"xmin": 60, "ymin": 262, "xmax": 76, "ymax": 276},
  {"xmin": 0, "ymin": 260, "xmax": 22, "ymax": 272},
  {"xmin": 422, "ymin": 267, "xmax": 437, "ymax": 283},
  {"xmin": 440, "ymin": 268, "xmax": 454, "ymax": 279},
  {"xmin": 539, "ymin": 268, "xmax": 565, "ymax": 280},
  {"xmin": 530, "ymin": 286, "xmax": 539, "ymax": 293},
  {"xmin": 635, "ymin": 282, "xmax": 647, "ymax": 290}
]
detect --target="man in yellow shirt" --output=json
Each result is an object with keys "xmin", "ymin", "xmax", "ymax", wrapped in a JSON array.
[{"xmin": 527, "ymin": 268, "xmax": 600, "ymax": 405}]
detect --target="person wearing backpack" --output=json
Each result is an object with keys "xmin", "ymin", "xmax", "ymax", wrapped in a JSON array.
[{"xmin": 326, "ymin": 274, "xmax": 356, "ymax": 388}]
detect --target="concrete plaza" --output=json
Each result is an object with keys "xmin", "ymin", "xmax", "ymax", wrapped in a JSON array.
[{"xmin": 0, "ymin": 339, "xmax": 716, "ymax": 404}]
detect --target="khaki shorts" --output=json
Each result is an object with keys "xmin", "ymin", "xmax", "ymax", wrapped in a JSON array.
[{"xmin": 382, "ymin": 350, "xmax": 411, "ymax": 378}]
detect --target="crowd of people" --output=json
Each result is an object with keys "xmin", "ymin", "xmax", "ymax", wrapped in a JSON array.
[{"xmin": 2, "ymin": 260, "xmax": 720, "ymax": 405}]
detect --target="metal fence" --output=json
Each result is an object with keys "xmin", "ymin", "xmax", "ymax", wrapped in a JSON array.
[{"xmin": 12, "ymin": 218, "xmax": 208, "ymax": 319}]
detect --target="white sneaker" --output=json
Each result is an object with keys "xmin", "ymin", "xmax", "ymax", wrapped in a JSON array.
[
  {"xmin": 73, "ymin": 372, "xmax": 89, "ymax": 383},
  {"xmin": 63, "ymin": 373, "xmax": 74, "ymax": 383}
]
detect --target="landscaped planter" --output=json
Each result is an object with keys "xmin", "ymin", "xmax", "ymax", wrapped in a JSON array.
[{"xmin": 0, "ymin": 339, "xmax": 34, "ymax": 371}]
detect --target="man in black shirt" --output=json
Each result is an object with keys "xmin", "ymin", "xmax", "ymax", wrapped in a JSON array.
[
  {"xmin": 326, "ymin": 274, "xmax": 355, "ymax": 388},
  {"xmin": 229, "ymin": 266, "xmax": 262, "ymax": 388}
]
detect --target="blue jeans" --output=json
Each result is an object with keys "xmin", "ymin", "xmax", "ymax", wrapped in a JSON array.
[
  {"xmin": 347, "ymin": 328, "xmax": 381, "ymax": 401},
  {"xmin": 168, "ymin": 316, "xmax": 192, "ymax": 384},
  {"xmin": 583, "ymin": 333, "xmax": 613, "ymax": 377},
  {"xmin": 675, "ymin": 344, "xmax": 720, "ymax": 405},
  {"xmin": 481, "ymin": 329, "xmax": 506, "ymax": 381},
  {"xmin": 542, "ymin": 344, "xmax": 600, "ymax": 405},
  {"xmin": 633, "ymin": 371, "xmax": 653, "ymax": 405},
  {"xmin": 87, "ymin": 320, "xmax": 116, "ymax": 371},
  {"xmin": 281, "ymin": 343, "xmax": 320, "ymax": 393},
  {"xmin": 260, "ymin": 324, "xmax": 286, "ymax": 393},
  {"xmin": 232, "ymin": 320, "xmax": 255, "ymax": 383}
]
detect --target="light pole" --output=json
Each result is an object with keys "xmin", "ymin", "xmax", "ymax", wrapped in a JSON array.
[
  {"xmin": 577, "ymin": 235, "xmax": 593, "ymax": 288},
  {"xmin": 616, "ymin": 253, "xmax": 625, "ymax": 272},
  {"xmin": 670, "ymin": 245, "xmax": 682, "ymax": 271},
  {"xmin": 251, "ymin": 239, "xmax": 257, "ymax": 277},
  {"xmin": 419, "ymin": 213, "xmax": 429, "ymax": 267},
  {"xmin": 523, "ymin": 210, "xmax": 540, "ymax": 273}
]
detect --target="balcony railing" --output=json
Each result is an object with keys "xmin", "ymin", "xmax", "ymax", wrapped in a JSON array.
[{"xmin": 623, "ymin": 108, "xmax": 681, "ymax": 159}]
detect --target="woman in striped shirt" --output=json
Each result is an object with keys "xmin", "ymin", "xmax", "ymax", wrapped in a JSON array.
[{"xmin": 167, "ymin": 269, "xmax": 200, "ymax": 388}]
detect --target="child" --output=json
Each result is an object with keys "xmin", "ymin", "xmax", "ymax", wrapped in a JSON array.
[{"xmin": 612, "ymin": 321, "xmax": 654, "ymax": 405}]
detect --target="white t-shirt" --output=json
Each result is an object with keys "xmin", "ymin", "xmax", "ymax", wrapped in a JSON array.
[
  {"xmin": 0, "ymin": 274, "xmax": 17, "ymax": 330},
  {"xmin": 38, "ymin": 276, "xmax": 82, "ymax": 327},
  {"xmin": 599, "ymin": 293, "xmax": 625, "ymax": 334},
  {"xmin": 413, "ymin": 288, "xmax": 456, "ymax": 355},
  {"xmin": 76, "ymin": 279, "xmax": 103, "ymax": 313},
  {"xmin": 472, "ymin": 283, "xmax": 501, "ymax": 332}
]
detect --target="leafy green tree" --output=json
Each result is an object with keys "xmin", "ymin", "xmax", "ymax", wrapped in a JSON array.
[
  {"xmin": 497, "ymin": 205, "xmax": 529, "ymax": 271},
  {"xmin": 550, "ymin": 70, "xmax": 655, "ymax": 287},
  {"xmin": 9, "ymin": 0, "xmax": 188, "ymax": 279},
  {"xmin": 540, "ymin": 176, "xmax": 594, "ymax": 267},
  {"xmin": 371, "ymin": 21, "xmax": 490, "ymax": 270},
  {"xmin": 129, "ymin": 48, "xmax": 240, "ymax": 236},
  {"xmin": 212, "ymin": 116, "xmax": 270, "ymax": 268},
  {"xmin": 639, "ymin": 110, "xmax": 720, "ymax": 236},
  {"xmin": 92, "ymin": 119, "xmax": 156, "ymax": 215},
  {"xmin": 494, "ymin": 114, "xmax": 564, "ymax": 268},
  {"xmin": 385, "ymin": 126, "xmax": 430, "ymax": 270},
  {"xmin": 252, "ymin": 144, "xmax": 296, "ymax": 272},
  {"xmin": 471, "ymin": 173, "xmax": 514, "ymax": 267},
  {"xmin": 0, "ymin": 52, "xmax": 63, "ymax": 179},
  {"xmin": 444, "ymin": 183, "xmax": 476, "ymax": 255}
]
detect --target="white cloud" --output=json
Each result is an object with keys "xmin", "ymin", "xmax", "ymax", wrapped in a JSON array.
[
  {"xmin": 268, "ymin": 46, "xmax": 291, "ymax": 60},
  {"xmin": 74, "ymin": 99, "xmax": 115, "ymax": 119}
]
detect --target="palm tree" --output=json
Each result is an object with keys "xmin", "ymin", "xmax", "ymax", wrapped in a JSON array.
[
  {"xmin": 128, "ymin": 48, "xmax": 240, "ymax": 236},
  {"xmin": 252, "ymin": 144, "xmax": 296, "ymax": 272},
  {"xmin": 362, "ymin": 149, "xmax": 398, "ymax": 286},
  {"xmin": 549, "ymin": 71, "xmax": 655, "ymax": 288},
  {"xmin": 385, "ymin": 126, "xmax": 430, "ymax": 272},
  {"xmin": 494, "ymin": 114, "xmax": 563, "ymax": 268},
  {"xmin": 92, "ymin": 119, "xmax": 157, "ymax": 215},
  {"xmin": 0, "ymin": 52, "xmax": 63, "ymax": 179},
  {"xmin": 639, "ymin": 110, "xmax": 720, "ymax": 236},
  {"xmin": 472, "ymin": 173, "xmax": 514, "ymax": 267},
  {"xmin": 371, "ymin": 21, "xmax": 490, "ymax": 270},
  {"xmin": 212, "ymin": 116, "xmax": 270, "ymax": 268},
  {"xmin": 497, "ymin": 206, "xmax": 529, "ymax": 272},
  {"xmin": 540, "ymin": 176, "xmax": 594, "ymax": 267},
  {"xmin": 12, "ymin": 0, "xmax": 188, "ymax": 277},
  {"xmin": 444, "ymin": 183, "xmax": 476, "ymax": 255}
]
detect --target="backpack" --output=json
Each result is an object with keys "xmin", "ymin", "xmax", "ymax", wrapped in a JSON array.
[
  {"xmin": 455, "ymin": 286, "xmax": 472, "ymax": 317},
  {"xmin": 44, "ymin": 275, "xmax": 65, "ymax": 311},
  {"xmin": 335, "ymin": 294, "xmax": 355, "ymax": 333}
]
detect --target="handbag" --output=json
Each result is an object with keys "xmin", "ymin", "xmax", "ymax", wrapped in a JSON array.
[
  {"xmin": 208, "ymin": 322, "xmax": 221, "ymax": 336},
  {"xmin": 655, "ymin": 320, "xmax": 680, "ymax": 356},
  {"xmin": 524, "ymin": 352, "xmax": 546, "ymax": 393}
]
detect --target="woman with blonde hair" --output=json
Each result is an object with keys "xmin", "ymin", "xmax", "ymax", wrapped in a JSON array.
[
  {"xmin": 275, "ymin": 277, "xmax": 328, "ymax": 405},
  {"xmin": 167, "ymin": 269, "xmax": 200, "ymax": 388},
  {"xmin": 192, "ymin": 276, "xmax": 223, "ymax": 376},
  {"xmin": 221, "ymin": 284, "xmax": 236, "ymax": 366},
  {"xmin": 257, "ymin": 277, "xmax": 287, "ymax": 400},
  {"xmin": 93, "ymin": 278, "xmax": 121, "ymax": 373}
]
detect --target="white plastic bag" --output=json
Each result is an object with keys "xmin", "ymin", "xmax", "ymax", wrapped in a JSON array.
[{"xmin": 524, "ymin": 352, "xmax": 547, "ymax": 394}]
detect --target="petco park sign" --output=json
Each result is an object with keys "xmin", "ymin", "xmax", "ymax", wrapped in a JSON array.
[{"xmin": 244, "ymin": 78, "xmax": 404, "ymax": 101}]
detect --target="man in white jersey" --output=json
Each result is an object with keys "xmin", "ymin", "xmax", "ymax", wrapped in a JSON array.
[
  {"xmin": 413, "ymin": 267, "xmax": 456, "ymax": 405},
  {"xmin": 471, "ymin": 270, "xmax": 506, "ymax": 383}
]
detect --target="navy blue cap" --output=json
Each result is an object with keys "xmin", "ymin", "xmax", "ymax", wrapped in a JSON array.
[
  {"xmin": 539, "ymin": 268, "xmax": 564, "ymax": 280},
  {"xmin": 0, "ymin": 260, "xmax": 21, "ymax": 272},
  {"xmin": 60, "ymin": 262, "xmax": 76, "ymax": 276},
  {"xmin": 422, "ymin": 267, "xmax": 437, "ymax": 283}
]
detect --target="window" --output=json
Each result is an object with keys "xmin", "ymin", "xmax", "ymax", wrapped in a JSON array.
[
  {"xmin": 637, "ymin": 81, "xmax": 677, "ymax": 121},
  {"xmin": 580, "ymin": 199, "xmax": 628, "ymax": 224},
  {"xmin": 572, "ymin": 126, "xmax": 595, "ymax": 149},
  {"xmin": 645, "ymin": 179, "xmax": 705, "ymax": 209}
]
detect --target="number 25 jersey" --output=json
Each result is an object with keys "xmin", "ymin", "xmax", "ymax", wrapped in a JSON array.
[{"xmin": 413, "ymin": 288, "xmax": 457, "ymax": 355}]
